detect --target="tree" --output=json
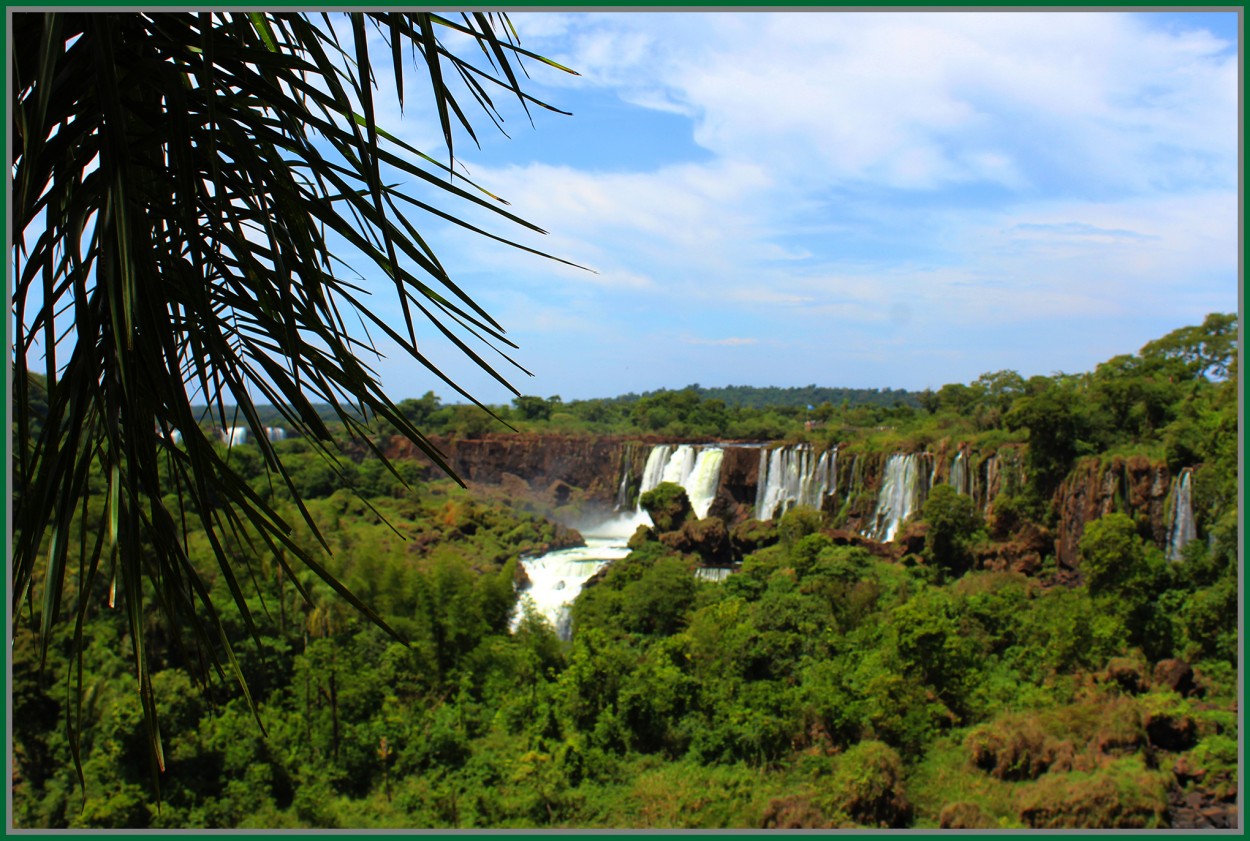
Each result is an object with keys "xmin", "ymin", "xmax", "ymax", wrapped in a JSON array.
[
  {"xmin": 921, "ymin": 485, "xmax": 981, "ymax": 576},
  {"xmin": 513, "ymin": 395, "xmax": 554, "ymax": 422},
  {"xmin": 1078, "ymin": 512, "xmax": 1174, "ymax": 659},
  {"xmin": 1078, "ymin": 512, "xmax": 1148, "ymax": 599},
  {"xmin": 11, "ymin": 12, "xmax": 576, "ymax": 782},
  {"xmin": 1004, "ymin": 376, "xmax": 1109, "ymax": 498},
  {"xmin": 1139, "ymin": 313, "xmax": 1237, "ymax": 381}
]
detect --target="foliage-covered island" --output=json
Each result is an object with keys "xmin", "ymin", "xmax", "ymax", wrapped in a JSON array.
[{"xmin": 12, "ymin": 315, "xmax": 1239, "ymax": 829}]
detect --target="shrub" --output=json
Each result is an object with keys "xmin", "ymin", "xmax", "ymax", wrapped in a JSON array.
[
  {"xmin": 760, "ymin": 795, "xmax": 830, "ymax": 829},
  {"xmin": 823, "ymin": 741, "xmax": 913, "ymax": 828},
  {"xmin": 938, "ymin": 801, "xmax": 994, "ymax": 829},
  {"xmin": 640, "ymin": 482, "xmax": 693, "ymax": 533},
  {"xmin": 777, "ymin": 505, "xmax": 823, "ymax": 550},
  {"xmin": 1017, "ymin": 758, "xmax": 1168, "ymax": 828},
  {"xmin": 729, "ymin": 518, "xmax": 777, "ymax": 559},
  {"xmin": 964, "ymin": 717, "xmax": 1064, "ymax": 781}
]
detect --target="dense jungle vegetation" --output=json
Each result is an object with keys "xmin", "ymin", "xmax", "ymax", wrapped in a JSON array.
[{"xmin": 11, "ymin": 314, "xmax": 1239, "ymax": 828}]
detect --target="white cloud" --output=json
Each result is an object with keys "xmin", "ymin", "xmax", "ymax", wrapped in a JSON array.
[
  {"xmin": 515, "ymin": 11, "xmax": 1236, "ymax": 194},
  {"xmin": 366, "ymin": 11, "xmax": 1237, "ymax": 398}
]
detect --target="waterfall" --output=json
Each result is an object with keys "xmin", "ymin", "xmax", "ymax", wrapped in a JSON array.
[
  {"xmin": 1166, "ymin": 468, "xmax": 1197, "ymax": 562},
  {"xmin": 637, "ymin": 443, "xmax": 724, "ymax": 520},
  {"xmin": 950, "ymin": 449, "xmax": 970, "ymax": 494},
  {"xmin": 512, "ymin": 538, "xmax": 631, "ymax": 640},
  {"xmin": 866, "ymin": 453, "xmax": 927, "ymax": 543},
  {"xmin": 685, "ymin": 448, "xmax": 725, "ymax": 519},
  {"xmin": 224, "ymin": 426, "xmax": 248, "ymax": 447},
  {"xmin": 754, "ymin": 444, "xmax": 837, "ymax": 521},
  {"xmin": 614, "ymin": 443, "xmax": 635, "ymax": 511},
  {"xmin": 983, "ymin": 454, "xmax": 1000, "ymax": 507},
  {"xmin": 514, "ymin": 441, "xmax": 728, "ymax": 639},
  {"xmin": 639, "ymin": 444, "xmax": 675, "ymax": 496}
]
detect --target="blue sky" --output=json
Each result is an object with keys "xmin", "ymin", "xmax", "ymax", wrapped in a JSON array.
[{"xmin": 357, "ymin": 10, "xmax": 1240, "ymax": 405}]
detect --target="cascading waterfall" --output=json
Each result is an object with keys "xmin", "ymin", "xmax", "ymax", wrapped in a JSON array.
[
  {"xmin": 638, "ymin": 443, "xmax": 724, "ymax": 519},
  {"xmin": 514, "ymin": 441, "xmax": 728, "ymax": 639},
  {"xmin": 639, "ymin": 444, "xmax": 675, "ymax": 496},
  {"xmin": 660, "ymin": 445, "xmax": 698, "ymax": 489},
  {"xmin": 949, "ymin": 450, "xmax": 970, "ymax": 496},
  {"xmin": 754, "ymin": 444, "xmax": 837, "ymax": 521},
  {"xmin": 983, "ymin": 454, "xmax": 1000, "ymax": 507},
  {"xmin": 684, "ymin": 448, "xmax": 725, "ymax": 519},
  {"xmin": 614, "ymin": 443, "xmax": 635, "ymax": 511},
  {"xmin": 511, "ymin": 537, "xmax": 632, "ymax": 640},
  {"xmin": 1166, "ymin": 468, "xmax": 1197, "ymax": 562},
  {"xmin": 866, "ymin": 453, "xmax": 927, "ymax": 542}
]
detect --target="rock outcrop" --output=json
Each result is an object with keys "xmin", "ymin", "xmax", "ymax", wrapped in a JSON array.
[
  {"xmin": 1052, "ymin": 456, "xmax": 1173, "ymax": 568},
  {"xmin": 659, "ymin": 516, "xmax": 734, "ymax": 566}
]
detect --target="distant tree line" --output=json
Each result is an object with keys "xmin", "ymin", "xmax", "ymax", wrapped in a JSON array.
[{"xmin": 612, "ymin": 384, "xmax": 923, "ymax": 411}]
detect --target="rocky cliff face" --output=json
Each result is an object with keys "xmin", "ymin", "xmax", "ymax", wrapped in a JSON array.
[
  {"xmin": 383, "ymin": 433, "xmax": 645, "ymax": 510},
  {"xmin": 1052, "ymin": 455, "xmax": 1173, "ymax": 569}
]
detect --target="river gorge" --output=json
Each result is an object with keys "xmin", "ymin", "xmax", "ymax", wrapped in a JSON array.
[{"xmin": 377, "ymin": 434, "xmax": 1201, "ymax": 636}]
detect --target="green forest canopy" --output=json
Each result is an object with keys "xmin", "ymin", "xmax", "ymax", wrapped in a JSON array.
[{"xmin": 12, "ymin": 313, "xmax": 1239, "ymax": 829}]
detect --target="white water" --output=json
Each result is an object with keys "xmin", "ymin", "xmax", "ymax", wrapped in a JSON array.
[
  {"xmin": 684, "ymin": 449, "xmax": 725, "ymax": 519},
  {"xmin": 754, "ymin": 444, "xmax": 836, "ymax": 521},
  {"xmin": 637, "ymin": 443, "xmax": 725, "ymax": 519},
  {"xmin": 1166, "ymin": 468, "xmax": 1197, "ymax": 562},
  {"xmin": 513, "ymin": 442, "xmax": 730, "ymax": 638},
  {"xmin": 660, "ymin": 445, "xmax": 698, "ymax": 488},
  {"xmin": 511, "ymin": 529, "xmax": 634, "ymax": 640},
  {"xmin": 866, "ymin": 453, "xmax": 926, "ymax": 543},
  {"xmin": 639, "ymin": 444, "xmax": 675, "ymax": 496},
  {"xmin": 949, "ymin": 451, "xmax": 970, "ymax": 496}
]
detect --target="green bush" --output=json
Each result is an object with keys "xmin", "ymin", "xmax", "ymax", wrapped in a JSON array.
[
  {"xmin": 1016, "ymin": 757, "xmax": 1168, "ymax": 829},
  {"xmin": 822, "ymin": 741, "xmax": 912, "ymax": 827},
  {"xmin": 639, "ymin": 482, "xmax": 693, "ymax": 533},
  {"xmin": 777, "ymin": 505, "xmax": 823, "ymax": 550}
]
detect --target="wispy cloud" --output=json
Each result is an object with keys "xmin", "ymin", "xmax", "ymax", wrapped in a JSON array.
[
  {"xmin": 682, "ymin": 336, "xmax": 760, "ymax": 346},
  {"xmin": 1007, "ymin": 222, "xmax": 1160, "ymax": 242}
]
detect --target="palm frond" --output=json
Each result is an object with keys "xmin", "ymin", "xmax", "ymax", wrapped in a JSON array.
[{"xmin": 10, "ymin": 10, "xmax": 577, "ymax": 794}]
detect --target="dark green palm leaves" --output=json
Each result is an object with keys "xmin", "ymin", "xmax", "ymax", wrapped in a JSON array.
[{"xmin": 11, "ymin": 11, "xmax": 575, "ymax": 789}]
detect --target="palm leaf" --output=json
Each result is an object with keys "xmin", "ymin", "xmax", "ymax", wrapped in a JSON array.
[{"xmin": 10, "ymin": 10, "xmax": 579, "ymax": 795}]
